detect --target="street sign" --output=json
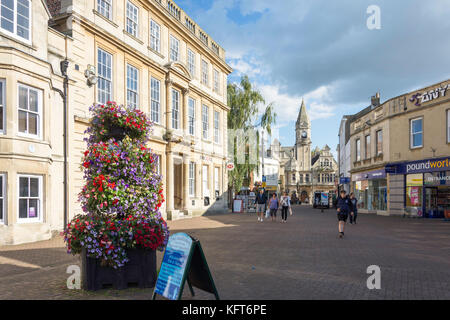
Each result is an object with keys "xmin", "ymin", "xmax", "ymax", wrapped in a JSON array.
[
  {"xmin": 226, "ymin": 162, "xmax": 235, "ymax": 170},
  {"xmin": 153, "ymin": 233, "xmax": 219, "ymax": 300}
]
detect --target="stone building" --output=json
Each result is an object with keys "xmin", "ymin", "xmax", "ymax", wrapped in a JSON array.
[
  {"xmin": 348, "ymin": 79, "xmax": 450, "ymax": 217},
  {"xmin": 0, "ymin": 0, "xmax": 232, "ymax": 245},
  {"xmin": 279, "ymin": 101, "xmax": 338, "ymax": 202}
]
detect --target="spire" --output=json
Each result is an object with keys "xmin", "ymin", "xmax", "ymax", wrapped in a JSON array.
[{"xmin": 296, "ymin": 99, "xmax": 309, "ymax": 126}]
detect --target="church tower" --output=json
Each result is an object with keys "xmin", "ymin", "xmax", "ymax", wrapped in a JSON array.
[{"xmin": 295, "ymin": 100, "xmax": 312, "ymax": 171}]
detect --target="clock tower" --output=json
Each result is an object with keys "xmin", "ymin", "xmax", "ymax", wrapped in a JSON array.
[{"xmin": 295, "ymin": 100, "xmax": 311, "ymax": 171}]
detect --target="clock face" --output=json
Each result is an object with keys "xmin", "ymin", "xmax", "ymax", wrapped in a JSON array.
[{"xmin": 301, "ymin": 131, "xmax": 307, "ymax": 138}]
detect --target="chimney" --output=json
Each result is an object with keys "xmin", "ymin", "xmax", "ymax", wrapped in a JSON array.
[
  {"xmin": 46, "ymin": 0, "xmax": 61, "ymax": 17},
  {"xmin": 371, "ymin": 92, "xmax": 380, "ymax": 108}
]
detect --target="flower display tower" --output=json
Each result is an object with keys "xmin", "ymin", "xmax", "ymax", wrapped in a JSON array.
[{"xmin": 64, "ymin": 102, "xmax": 169, "ymax": 290}]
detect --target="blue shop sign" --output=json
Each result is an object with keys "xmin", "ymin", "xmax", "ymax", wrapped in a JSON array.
[
  {"xmin": 352, "ymin": 169, "xmax": 386, "ymax": 181},
  {"xmin": 339, "ymin": 177, "xmax": 350, "ymax": 184},
  {"xmin": 386, "ymin": 156, "xmax": 450, "ymax": 175}
]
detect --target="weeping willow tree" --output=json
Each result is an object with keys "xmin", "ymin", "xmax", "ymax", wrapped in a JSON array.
[{"xmin": 227, "ymin": 75, "xmax": 277, "ymax": 197}]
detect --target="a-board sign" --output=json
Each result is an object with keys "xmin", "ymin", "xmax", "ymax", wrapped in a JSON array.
[
  {"xmin": 152, "ymin": 233, "xmax": 219, "ymax": 300},
  {"xmin": 233, "ymin": 199, "xmax": 244, "ymax": 213}
]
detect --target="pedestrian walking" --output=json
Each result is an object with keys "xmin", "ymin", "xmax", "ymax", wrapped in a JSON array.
[
  {"xmin": 255, "ymin": 189, "xmax": 268, "ymax": 222},
  {"xmin": 336, "ymin": 190, "xmax": 354, "ymax": 238},
  {"xmin": 269, "ymin": 193, "xmax": 279, "ymax": 222},
  {"xmin": 280, "ymin": 192, "xmax": 291, "ymax": 223},
  {"xmin": 349, "ymin": 192, "xmax": 358, "ymax": 224}
]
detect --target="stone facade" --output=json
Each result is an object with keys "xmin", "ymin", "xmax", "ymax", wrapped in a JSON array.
[
  {"xmin": 279, "ymin": 101, "xmax": 338, "ymax": 202},
  {"xmin": 0, "ymin": 0, "xmax": 232, "ymax": 245}
]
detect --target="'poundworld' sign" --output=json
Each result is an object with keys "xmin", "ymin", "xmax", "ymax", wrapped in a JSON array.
[{"xmin": 386, "ymin": 157, "xmax": 450, "ymax": 175}]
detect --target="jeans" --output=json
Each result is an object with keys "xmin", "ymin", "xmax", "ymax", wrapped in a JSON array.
[
  {"xmin": 281, "ymin": 206, "xmax": 289, "ymax": 220},
  {"xmin": 350, "ymin": 212, "xmax": 358, "ymax": 223}
]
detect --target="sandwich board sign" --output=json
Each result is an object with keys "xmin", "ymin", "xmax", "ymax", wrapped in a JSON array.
[{"xmin": 152, "ymin": 232, "xmax": 219, "ymax": 300}]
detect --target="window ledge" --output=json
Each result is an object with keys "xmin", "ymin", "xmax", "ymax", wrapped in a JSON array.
[
  {"xmin": 123, "ymin": 30, "xmax": 144, "ymax": 45},
  {"xmin": 148, "ymin": 46, "xmax": 165, "ymax": 59},
  {"xmin": 93, "ymin": 9, "xmax": 119, "ymax": 28},
  {"xmin": 0, "ymin": 31, "xmax": 34, "ymax": 50}
]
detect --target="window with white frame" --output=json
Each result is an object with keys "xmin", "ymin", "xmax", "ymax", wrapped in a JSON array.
[
  {"xmin": 447, "ymin": 110, "xmax": 450, "ymax": 144},
  {"xmin": 214, "ymin": 167, "xmax": 219, "ymax": 198},
  {"xmin": 150, "ymin": 77, "xmax": 160, "ymax": 123},
  {"xmin": 188, "ymin": 97, "xmax": 195, "ymax": 136},
  {"xmin": 356, "ymin": 138, "xmax": 361, "ymax": 161},
  {"xmin": 376, "ymin": 130, "xmax": 383, "ymax": 155},
  {"xmin": 188, "ymin": 49, "xmax": 195, "ymax": 77},
  {"xmin": 171, "ymin": 89, "xmax": 180, "ymax": 129},
  {"xmin": 0, "ymin": 79, "xmax": 4, "ymax": 133},
  {"xmin": 202, "ymin": 165, "xmax": 209, "ymax": 196},
  {"xmin": 153, "ymin": 154, "xmax": 161, "ymax": 175},
  {"xmin": 214, "ymin": 110, "xmax": 220, "ymax": 143},
  {"xmin": 189, "ymin": 162, "xmax": 195, "ymax": 196},
  {"xmin": 126, "ymin": 64, "xmax": 138, "ymax": 110},
  {"xmin": 202, "ymin": 104, "xmax": 209, "ymax": 139},
  {"xmin": 410, "ymin": 117, "xmax": 423, "ymax": 149},
  {"xmin": 201, "ymin": 60, "xmax": 208, "ymax": 86},
  {"xmin": 150, "ymin": 19, "xmax": 160, "ymax": 52},
  {"xmin": 18, "ymin": 84, "xmax": 42, "ymax": 138},
  {"xmin": 0, "ymin": 173, "xmax": 4, "ymax": 223},
  {"xmin": 169, "ymin": 35, "xmax": 179, "ymax": 62},
  {"xmin": 213, "ymin": 69, "xmax": 220, "ymax": 93},
  {"xmin": 97, "ymin": 48, "xmax": 112, "ymax": 104},
  {"xmin": 0, "ymin": 0, "xmax": 31, "ymax": 42},
  {"xmin": 365, "ymin": 135, "xmax": 371, "ymax": 159},
  {"xmin": 18, "ymin": 175, "xmax": 42, "ymax": 222},
  {"xmin": 97, "ymin": 0, "xmax": 112, "ymax": 19},
  {"xmin": 126, "ymin": 1, "xmax": 138, "ymax": 37}
]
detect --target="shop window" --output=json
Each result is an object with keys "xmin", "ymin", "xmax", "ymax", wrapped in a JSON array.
[
  {"xmin": 406, "ymin": 173, "xmax": 423, "ymax": 216},
  {"xmin": 214, "ymin": 167, "xmax": 220, "ymax": 198},
  {"xmin": 410, "ymin": 117, "xmax": 423, "ymax": 149},
  {"xmin": 18, "ymin": 175, "xmax": 42, "ymax": 222}
]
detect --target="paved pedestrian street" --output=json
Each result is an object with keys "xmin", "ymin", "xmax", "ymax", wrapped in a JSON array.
[{"xmin": 1, "ymin": 205, "xmax": 449, "ymax": 300}]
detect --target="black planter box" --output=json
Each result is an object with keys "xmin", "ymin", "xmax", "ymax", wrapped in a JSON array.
[{"xmin": 81, "ymin": 248, "xmax": 156, "ymax": 291}]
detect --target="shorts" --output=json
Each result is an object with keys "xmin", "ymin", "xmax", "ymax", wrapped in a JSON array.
[
  {"xmin": 256, "ymin": 203, "xmax": 265, "ymax": 213},
  {"xmin": 337, "ymin": 213, "xmax": 348, "ymax": 222},
  {"xmin": 270, "ymin": 209, "xmax": 278, "ymax": 217}
]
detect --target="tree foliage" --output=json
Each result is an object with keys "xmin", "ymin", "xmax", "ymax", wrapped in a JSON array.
[{"xmin": 227, "ymin": 75, "xmax": 277, "ymax": 193}]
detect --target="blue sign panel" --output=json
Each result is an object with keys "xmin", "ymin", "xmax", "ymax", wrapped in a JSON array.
[
  {"xmin": 154, "ymin": 233, "xmax": 193, "ymax": 300},
  {"xmin": 386, "ymin": 156, "xmax": 450, "ymax": 175},
  {"xmin": 339, "ymin": 177, "xmax": 350, "ymax": 184}
]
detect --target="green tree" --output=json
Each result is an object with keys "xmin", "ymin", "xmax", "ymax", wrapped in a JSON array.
[{"xmin": 227, "ymin": 75, "xmax": 277, "ymax": 196}]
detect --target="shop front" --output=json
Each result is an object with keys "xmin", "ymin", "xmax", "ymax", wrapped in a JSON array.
[
  {"xmin": 386, "ymin": 156, "xmax": 450, "ymax": 218},
  {"xmin": 351, "ymin": 169, "xmax": 387, "ymax": 214}
]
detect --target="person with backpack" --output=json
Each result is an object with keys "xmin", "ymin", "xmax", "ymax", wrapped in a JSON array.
[
  {"xmin": 254, "ymin": 188, "xmax": 268, "ymax": 222},
  {"xmin": 349, "ymin": 192, "xmax": 358, "ymax": 224},
  {"xmin": 336, "ymin": 190, "xmax": 354, "ymax": 238},
  {"xmin": 268, "ymin": 193, "xmax": 280, "ymax": 222},
  {"xmin": 280, "ymin": 192, "xmax": 291, "ymax": 223}
]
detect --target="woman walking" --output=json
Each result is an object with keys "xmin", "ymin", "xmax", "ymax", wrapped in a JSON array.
[
  {"xmin": 280, "ymin": 192, "xmax": 291, "ymax": 223},
  {"xmin": 349, "ymin": 192, "xmax": 358, "ymax": 224},
  {"xmin": 269, "ymin": 193, "xmax": 279, "ymax": 222}
]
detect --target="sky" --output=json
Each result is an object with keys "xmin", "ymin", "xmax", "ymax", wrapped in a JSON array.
[{"xmin": 176, "ymin": 0, "xmax": 450, "ymax": 157}]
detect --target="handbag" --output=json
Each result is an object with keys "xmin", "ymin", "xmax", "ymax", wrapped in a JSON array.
[{"xmin": 265, "ymin": 208, "xmax": 270, "ymax": 218}]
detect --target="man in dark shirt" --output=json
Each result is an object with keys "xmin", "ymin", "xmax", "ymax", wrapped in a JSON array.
[
  {"xmin": 336, "ymin": 190, "xmax": 354, "ymax": 238},
  {"xmin": 255, "ymin": 189, "xmax": 268, "ymax": 222}
]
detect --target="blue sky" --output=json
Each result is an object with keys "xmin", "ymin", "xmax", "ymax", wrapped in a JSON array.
[{"xmin": 176, "ymin": 0, "xmax": 450, "ymax": 157}]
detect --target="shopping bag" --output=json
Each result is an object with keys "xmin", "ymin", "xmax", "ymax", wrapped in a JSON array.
[
  {"xmin": 289, "ymin": 207, "xmax": 293, "ymax": 216},
  {"xmin": 265, "ymin": 209, "xmax": 270, "ymax": 218}
]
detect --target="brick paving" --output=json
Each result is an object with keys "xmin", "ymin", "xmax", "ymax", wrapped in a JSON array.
[{"xmin": 0, "ymin": 205, "xmax": 449, "ymax": 300}]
